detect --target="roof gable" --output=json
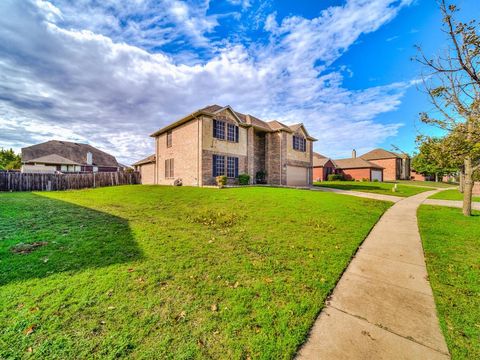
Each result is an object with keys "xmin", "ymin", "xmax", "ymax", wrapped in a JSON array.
[
  {"xmin": 333, "ymin": 157, "xmax": 384, "ymax": 170},
  {"xmin": 21, "ymin": 140, "xmax": 119, "ymax": 167},
  {"xmin": 360, "ymin": 148, "xmax": 402, "ymax": 160}
]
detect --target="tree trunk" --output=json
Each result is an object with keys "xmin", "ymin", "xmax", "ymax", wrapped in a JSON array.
[
  {"xmin": 459, "ymin": 172, "xmax": 464, "ymax": 193},
  {"xmin": 435, "ymin": 173, "xmax": 439, "ymax": 182},
  {"xmin": 463, "ymin": 157, "xmax": 473, "ymax": 216}
]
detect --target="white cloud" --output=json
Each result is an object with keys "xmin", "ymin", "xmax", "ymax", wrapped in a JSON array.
[{"xmin": 0, "ymin": 0, "xmax": 413, "ymax": 163}]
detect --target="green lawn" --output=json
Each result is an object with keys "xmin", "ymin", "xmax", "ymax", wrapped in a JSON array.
[
  {"xmin": 429, "ymin": 189, "xmax": 480, "ymax": 202},
  {"xmin": 314, "ymin": 181, "xmax": 432, "ymax": 197},
  {"xmin": 418, "ymin": 206, "xmax": 480, "ymax": 359},
  {"xmin": 0, "ymin": 185, "xmax": 390, "ymax": 359},
  {"xmin": 387, "ymin": 180, "xmax": 457, "ymax": 189}
]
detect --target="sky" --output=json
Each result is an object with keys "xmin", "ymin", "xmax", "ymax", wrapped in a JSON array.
[{"xmin": 0, "ymin": 0, "xmax": 478, "ymax": 164}]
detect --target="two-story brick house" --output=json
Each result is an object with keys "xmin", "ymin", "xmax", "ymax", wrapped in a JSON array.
[
  {"xmin": 360, "ymin": 148, "xmax": 410, "ymax": 181},
  {"xmin": 148, "ymin": 105, "xmax": 316, "ymax": 186}
]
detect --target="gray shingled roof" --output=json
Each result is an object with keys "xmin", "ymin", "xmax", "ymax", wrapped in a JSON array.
[{"xmin": 22, "ymin": 140, "xmax": 119, "ymax": 167}]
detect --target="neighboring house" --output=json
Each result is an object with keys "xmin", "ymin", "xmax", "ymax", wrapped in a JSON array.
[
  {"xmin": 360, "ymin": 148, "xmax": 410, "ymax": 181},
  {"xmin": 333, "ymin": 150, "xmax": 384, "ymax": 181},
  {"xmin": 21, "ymin": 140, "xmax": 120, "ymax": 173},
  {"xmin": 410, "ymin": 170, "xmax": 433, "ymax": 181},
  {"xmin": 149, "ymin": 104, "xmax": 316, "ymax": 186},
  {"xmin": 312, "ymin": 153, "xmax": 336, "ymax": 181},
  {"xmin": 132, "ymin": 154, "xmax": 156, "ymax": 184}
]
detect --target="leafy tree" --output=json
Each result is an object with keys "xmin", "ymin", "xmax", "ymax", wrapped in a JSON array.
[
  {"xmin": 412, "ymin": 136, "xmax": 460, "ymax": 181},
  {"xmin": 0, "ymin": 148, "xmax": 22, "ymax": 170},
  {"xmin": 415, "ymin": 0, "xmax": 480, "ymax": 216}
]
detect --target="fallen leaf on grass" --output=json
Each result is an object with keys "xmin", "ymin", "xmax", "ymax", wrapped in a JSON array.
[
  {"xmin": 176, "ymin": 311, "xmax": 186, "ymax": 321},
  {"xmin": 127, "ymin": 268, "xmax": 135, "ymax": 272},
  {"xmin": 107, "ymin": 306, "xmax": 116, "ymax": 310},
  {"xmin": 211, "ymin": 304, "xmax": 218, "ymax": 312},
  {"xmin": 24, "ymin": 325, "xmax": 36, "ymax": 335}
]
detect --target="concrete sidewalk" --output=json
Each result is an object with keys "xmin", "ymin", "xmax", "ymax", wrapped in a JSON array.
[
  {"xmin": 424, "ymin": 198, "xmax": 480, "ymax": 211},
  {"xmin": 296, "ymin": 190, "xmax": 450, "ymax": 359},
  {"xmin": 311, "ymin": 186, "xmax": 401, "ymax": 203}
]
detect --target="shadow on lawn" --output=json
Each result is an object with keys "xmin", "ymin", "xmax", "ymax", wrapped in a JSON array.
[
  {"xmin": 0, "ymin": 193, "xmax": 142, "ymax": 285},
  {"xmin": 316, "ymin": 184, "xmax": 387, "ymax": 191}
]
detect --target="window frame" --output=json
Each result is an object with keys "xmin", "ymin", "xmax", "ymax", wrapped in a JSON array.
[
  {"xmin": 293, "ymin": 135, "xmax": 307, "ymax": 152},
  {"xmin": 226, "ymin": 156, "xmax": 239, "ymax": 178},
  {"xmin": 213, "ymin": 120, "xmax": 226, "ymax": 140},
  {"xmin": 165, "ymin": 158, "xmax": 174, "ymax": 178},
  {"xmin": 213, "ymin": 155, "xmax": 225, "ymax": 177},
  {"xmin": 166, "ymin": 130, "xmax": 172, "ymax": 148},
  {"xmin": 227, "ymin": 123, "xmax": 239, "ymax": 142}
]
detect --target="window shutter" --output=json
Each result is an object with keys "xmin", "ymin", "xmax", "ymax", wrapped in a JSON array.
[
  {"xmin": 213, "ymin": 155, "xmax": 217, "ymax": 177},
  {"xmin": 235, "ymin": 126, "xmax": 239, "ymax": 142},
  {"xmin": 213, "ymin": 120, "xmax": 217, "ymax": 138},
  {"xmin": 234, "ymin": 157, "xmax": 239, "ymax": 178},
  {"xmin": 303, "ymin": 138, "xmax": 306, "ymax": 152}
]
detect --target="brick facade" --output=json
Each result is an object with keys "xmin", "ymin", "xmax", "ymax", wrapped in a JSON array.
[
  {"xmin": 340, "ymin": 168, "xmax": 373, "ymax": 181},
  {"xmin": 368, "ymin": 158, "xmax": 400, "ymax": 181},
  {"xmin": 151, "ymin": 106, "xmax": 315, "ymax": 187}
]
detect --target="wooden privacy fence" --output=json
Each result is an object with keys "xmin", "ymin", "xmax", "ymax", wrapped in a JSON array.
[{"xmin": 0, "ymin": 172, "xmax": 141, "ymax": 192}]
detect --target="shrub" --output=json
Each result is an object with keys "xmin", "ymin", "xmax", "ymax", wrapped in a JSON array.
[
  {"xmin": 361, "ymin": 178, "xmax": 369, "ymax": 182},
  {"xmin": 373, "ymin": 179, "xmax": 379, "ymax": 182},
  {"xmin": 215, "ymin": 175, "xmax": 227, "ymax": 188},
  {"xmin": 327, "ymin": 174, "xmax": 344, "ymax": 181},
  {"xmin": 238, "ymin": 174, "xmax": 250, "ymax": 185}
]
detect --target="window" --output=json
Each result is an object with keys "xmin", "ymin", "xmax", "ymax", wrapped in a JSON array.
[
  {"xmin": 227, "ymin": 123, "xmax": 239, "ymax": 142},
  {"xmin": 293, "ymin": 135, "xmax": 306, "ymax": 152},
  {"xmin": 212, "ymin": 155, "xmax": 225, "ymax": 177},
  {"xmin": 213, "ymin": 120, "xmax": 225, "ymax": 140},
  {"xmin": 227, "ymin": 156, "xmax": 239, "ymax": 178},
  {"xmin": 166, "ymin": 130, "xmax": 172, "ymax": 148},
  {"xmin": 165, "ymin": 158, "xmax": 174, "ymax": 178}
]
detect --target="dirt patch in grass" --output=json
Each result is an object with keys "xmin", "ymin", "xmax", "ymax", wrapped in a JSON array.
[{"xmin": 11, "ymin": 242, "xmax": 48, "ymax": 254}]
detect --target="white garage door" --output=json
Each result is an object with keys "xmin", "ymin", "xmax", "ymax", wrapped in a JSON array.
[
  {"xmin": 371, "ymin": 169, "xmax": 383, "ymax": 182},
  {"xmin": 287, "ymin": 166, "xmax": 308, "ymax": 186}
]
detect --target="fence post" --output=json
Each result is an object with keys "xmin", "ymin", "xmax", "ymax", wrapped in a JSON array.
[{"xmin": 93, "ymin": 172, "xmax": 96, "ymax": 188}]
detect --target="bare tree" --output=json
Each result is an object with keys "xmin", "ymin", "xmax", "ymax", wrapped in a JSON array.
[{"xmin": 415, "ymin": 0, "xmax": 480, "ymax": 216}]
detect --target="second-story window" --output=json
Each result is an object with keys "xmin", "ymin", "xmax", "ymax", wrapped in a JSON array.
[
  {"xmin": 213, "ymin": 120, "xmax": 225, "ymax": 140},
  {"xmin": 293, "ymin": 135, "xmax": 306, "ymax": 152},
  {"xmin": 227, "ymin": 123, "xmax": 239, "ymax": 142},
  {"xmin": 166, "ymin": 130, "xmax": 172, "ymax": 148}
]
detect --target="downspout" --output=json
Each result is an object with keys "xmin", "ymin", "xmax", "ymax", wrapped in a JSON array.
[
  {"xmin": 196, "ymin": 116, "xmax": 200, "ymax": 186},
  {"xmin": 279, "ymin": 131, "xmax": 282, "ymax": 185}
]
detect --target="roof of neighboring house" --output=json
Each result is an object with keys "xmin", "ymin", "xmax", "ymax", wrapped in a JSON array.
[
  {"xmin": 150, "ymin": 104, "xmax": 317, "ymax": 140},
  {"xmin": 360, "ymin": 148, "xmax": 408, "ymax": 160},
  {"xmin": 132, "ymin": 154, "xmax": 156, "ymax": 166},
  {"xmin": 313, "ymin": 152, "xmax": 333, "ymax": 167},
  {"xmin": 27, "ymin": 154, "xmax": 80, "ymax": 165},
  {"xmin": 333, "ymin": 157, "xmax": 384, "ymax": 170},
  {"xmin": 22, "ymin": 140, "xmax": 119, "ymax": 167}
]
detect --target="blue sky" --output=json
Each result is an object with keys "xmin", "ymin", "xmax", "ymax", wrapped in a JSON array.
[{"xmin": 0, "ymin": 0, "xmax": 478, "ymax": 163}]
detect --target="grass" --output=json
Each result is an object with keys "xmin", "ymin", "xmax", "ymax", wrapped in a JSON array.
[
  {"xmin": 429, "ymin": 189, "xmax": 480, "ymax": 202},
  {"xmin": 0, "ymin": 185, "xmax": 390, "ymax": 359},
  {"xmin": 313, "ymin": 181, "xmax": 432, "ymax": 197},
  {"xmin": 387, "ymin": 180, "xmax": 457, "ymax": 189},
  {"xmin": 418, "ymin": 205, "xmax": 480, "ymax": 359}
]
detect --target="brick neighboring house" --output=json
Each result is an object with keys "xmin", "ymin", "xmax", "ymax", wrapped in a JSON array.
[
  {"xmin": 148, "ymin": 104, "xmax": 316, "ymax": 186},
  {"xmin": 360, "ymin": 148, "xmax": 410, "ymax": 181},
  {"xmin": 332, "ymin": 150, "xmax": 384, "ymax": 181},
  {"xmin": 21, "ymin": 140, "xmax": 120, "ymax": 173},
  {"xmin": 313, "ymin": 153, "xmax": 336, "ymax": 181},
  {"xmin": 133, "ymin": 154, "xmax": 156, "ymax": 184}
]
